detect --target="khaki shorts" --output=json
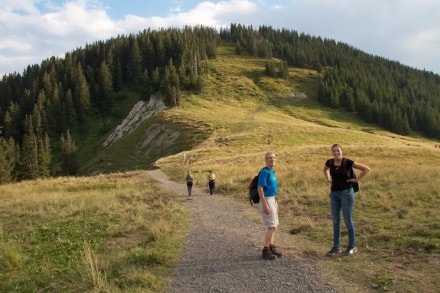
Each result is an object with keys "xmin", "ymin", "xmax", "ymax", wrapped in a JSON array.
[{"xmin": 260, "ymin": 196, "xmax": 279, "ymax": 228}]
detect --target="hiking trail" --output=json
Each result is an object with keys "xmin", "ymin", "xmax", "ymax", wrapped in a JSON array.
[{"xmin": 147, "ymin": 169, "xmax": 336, "ymax": 293}]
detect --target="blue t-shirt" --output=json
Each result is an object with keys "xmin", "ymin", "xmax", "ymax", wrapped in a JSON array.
[{"xmin": 258, "ymin": 167, "xmax": 277, "ymax": 197}]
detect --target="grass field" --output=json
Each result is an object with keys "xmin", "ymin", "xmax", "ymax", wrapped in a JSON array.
[
  {"xmin": 0, "ymin": 172, "xmax": 188, "ymax": 292},
  {"xmin": 154, "ymin": 44, "xmax": 440, "ymax": 292},
  {"xmin": 1, "ymin": 42, "xmax": 439, "ymax": 292}
]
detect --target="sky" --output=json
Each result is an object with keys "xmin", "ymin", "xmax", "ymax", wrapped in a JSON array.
[{"xmin": 1, "ymin": 0, "xmax": 440, "ymax": 77}]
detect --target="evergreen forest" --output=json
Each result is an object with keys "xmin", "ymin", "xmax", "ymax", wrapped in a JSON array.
[{"xmin": 0, "ymin": 24, "xmax": 439, "ymax": 183}]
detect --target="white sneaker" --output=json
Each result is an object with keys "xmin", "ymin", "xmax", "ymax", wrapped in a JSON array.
[{"xmin": 344, "ymin": 247, "xmax": 357, "ymax": 256}]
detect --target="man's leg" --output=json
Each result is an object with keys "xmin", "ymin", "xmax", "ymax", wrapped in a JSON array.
[
  {"xmin": 261, "ymin": 227, "xmax": 277, "ymax": 260},
  {"xmin": 264, "ymin": 227, "xmax": 276, "ymax": 247}
]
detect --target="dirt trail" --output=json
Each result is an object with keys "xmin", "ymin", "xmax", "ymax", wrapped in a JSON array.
[{"xmin": 147, "ymin": 169, "xmax": 336, "ymax": 293}]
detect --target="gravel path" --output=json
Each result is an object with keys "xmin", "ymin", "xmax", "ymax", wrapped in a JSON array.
[{"xmin": 147, "ymin": 169, "xmax": 336, "ymax": 293}]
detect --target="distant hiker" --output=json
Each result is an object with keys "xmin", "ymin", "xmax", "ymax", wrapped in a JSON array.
[
  {"xmin": 185, "ymin": 170, "xmax": 194, "ymax": 196},
  {"xmin": 207, "ymin": 170, "xmax": 216, "ymax": 195},
  {"xmin": 323, "ymin": 144, "xmax": 370, "ymax": 256},
  {"xmin": 258, "ymin": 152, "xmax": 282, "ymax": 260}
]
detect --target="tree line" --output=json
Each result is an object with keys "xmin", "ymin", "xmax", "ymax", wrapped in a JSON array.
[
  {"xmin": 0, "ymin": 26, "xmax": 218, "ymax": 183},
  {"xmin": 0, "ymin": 24, "xmax": 439, "ymax": 183},
  {"xmin": 222, "ymin": 24, "xmax": 440, "ymax": 138}
]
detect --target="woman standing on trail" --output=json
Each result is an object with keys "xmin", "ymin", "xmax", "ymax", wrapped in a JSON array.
[
  {"xmin": 323, "ymin": 144, "xmax": 370, "ymax": 256},
  {"xmin": 185, "ymin": 170, "xmax": 194, "ymax": 196},
  {"xmin": 207, "ymin": 170, "xmax": 216, "ymax": 195}
]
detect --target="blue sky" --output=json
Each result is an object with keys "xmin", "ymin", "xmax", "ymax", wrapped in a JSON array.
[
  {"xmin": 1, "ymin": 0, "xmax": 440, "ymax": 76},
  {"xmin": 100, "ymin": 1, "xmax": 197, "ymax": 18}
]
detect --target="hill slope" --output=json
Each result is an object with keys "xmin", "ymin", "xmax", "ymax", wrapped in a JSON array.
[
  {"xmin": 92, "ymin": 42, "xmax": 436, "ymax": 174},
  {"xmin": 92, "ymin": 42, "xmax": 440, "ymax": 292}
]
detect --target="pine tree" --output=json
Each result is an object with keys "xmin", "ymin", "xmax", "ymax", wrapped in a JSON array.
[
  {"xmin": 0, "ymin": 137, "xmax": 18, "ymax": 183},
  {"xmin": 161, "ymin": 59, "xmax": 180, "ymax": 107},
  {"xmin": 0, "ymin": 145, "xmax": 9, "ymax": 184},
  {"xmin": 113, "ymin": 57, "xmax": 123, "ymax": 92},
  {"xmin": 278, "ymin": 60, "xmax": 289, "ymax": 79},
  {"xmin": 151, "ymin": 67, "xmax": 161, "ymax": 92},
  {"xmin": 3, "ymin": 102, "xmax": 21, "ymax": 140},
  {"xmin": 127, "ymin": 38, "xmax": 143, "ymax": 85},
  {"xmin": 64, "ymin": 89, "xmax": 77, "ymax": 129},
  {"xmin": 37, "ymin": 133, "xmax": 51, "ymax": 177},
  {"xmin": 15, "ymin": 115, "xmax": 37, "ymax": 180},
  {"xmin": 98, "ymin": 60, "xmax": 114, "ymax": 112},
  {"xmin": 18, "ymin": 134, "xmax": 39, "ymax": 180},
  {"xmin": 74, "ymin": 63, "xmax": 91, "ymax": 123},
  {"xmin": 59, "ymin": 130, "xmax": 78, "ymax": 175},
  {"xmin": 0, "ymin": 136, "xmax": 15, "ymax": 184},
  {"xmin": 141, "ymin": 69, "xmax": 153, "ymax": 100}
]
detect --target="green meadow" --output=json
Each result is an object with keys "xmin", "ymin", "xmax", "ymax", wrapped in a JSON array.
[
  {"xmin": 0, "ymin": 173, "xmax": 188, "ymax": 292},
  {"xmin": 157, "ymin": 44, "xmax": 440, "ymax": 292},
  {"xmin": 1, "ymin": 43, "xmax": 439, "ymax": 292}
]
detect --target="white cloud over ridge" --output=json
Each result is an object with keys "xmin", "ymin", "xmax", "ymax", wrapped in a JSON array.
[{"xmin": 0, "ymin": 0, "xmax": 439, "ymax": 76}]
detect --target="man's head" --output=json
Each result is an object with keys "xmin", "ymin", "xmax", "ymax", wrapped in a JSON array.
[{"xmin": 265, "ymin": 152, "xmax": 276, "ymax": 169}]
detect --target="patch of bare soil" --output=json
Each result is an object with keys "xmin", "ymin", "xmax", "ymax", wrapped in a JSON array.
[{"xmin": 147, "ymin": 169, "xmax": 336, "ymax": 293}]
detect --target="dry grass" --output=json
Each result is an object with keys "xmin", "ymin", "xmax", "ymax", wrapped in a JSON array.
[
  {"xmin": 2, "ymin": 42, "xmax": 438, "ymax": 292},
  {"xmin": 158, "ymin": 111, "xmax": 440, "ymax": 292},
  {"xmin": 154, "ymin": 44, "xmax": 440, "ymax": 292},
  {"xmin": 0, "ymin": 171, "xmax": 189, "ymax": 292}
]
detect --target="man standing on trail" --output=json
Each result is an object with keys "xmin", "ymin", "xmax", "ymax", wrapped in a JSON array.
[
  {"xmin": 185, "ymin": 170, "xmax": 194, "ymax": 196},
  {"xmin": 258, "ymin": 152, "xmax": 282, "ymax": 260},
  {"xmin": 207, "ymin": 170, "xmax": 216, "ymax": 195}
]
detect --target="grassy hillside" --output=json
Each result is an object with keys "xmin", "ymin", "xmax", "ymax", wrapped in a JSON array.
[
  {"xmin": 0, "ymin": 172, "xmax": 188, "ymax": 292},
  {"xmin": 152, "ymin": 43, "xmax": 439, "ymax": 292},
  {"xmin": 2, "ymin": 42, "xmax": 439, "ymax": 292}
]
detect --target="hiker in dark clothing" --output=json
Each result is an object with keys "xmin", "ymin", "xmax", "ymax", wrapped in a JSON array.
[
  {"xmin": 185, "ymin": 170, "xmax": 194, "ymax": 196},
  {"xmin": 323, "ymin": 144, "xmax": 370, "ymax": 256},
  {"xmin": 207, "ymin": 170, "xmax": 216, "ymax": 195}
]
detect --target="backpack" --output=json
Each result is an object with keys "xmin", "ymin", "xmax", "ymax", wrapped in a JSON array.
[
  {"xmin": 342, "ymin": 159, "xmax": 359, "ymax": 193},
  {"xmin": 248, "ymin": 171, "xmax": 269, "ymax": 205}
]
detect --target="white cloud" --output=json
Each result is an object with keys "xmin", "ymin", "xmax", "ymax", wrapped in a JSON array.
[
  {"xmin": 152, "ymin": 0, "xmax": 258, "ymax": 27},
  {"xmin": 0, "ymin": 38, "xmax": 33, "ymax": 53},
  {"xmin": 270, "ymin": 5, "xmax": 283, "ymax": 10},
  {"xmin": 0, "ymin": 1, "xmax": 122, "ymax": 75},
  {"xmin": 40, "ymin": 2, "xmax": 116, "ymax": 36}
]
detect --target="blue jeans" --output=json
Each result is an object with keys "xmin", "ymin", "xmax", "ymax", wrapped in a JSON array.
[{"xmin": 330, "ymin": 188, "xmax": 356, "ymax": 249}]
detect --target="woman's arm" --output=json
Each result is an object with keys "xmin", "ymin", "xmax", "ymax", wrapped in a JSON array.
[
  {"xmin": 323, "ymin": 165, "xmax": 332, "ymax": 184},
  {"xmin": 352, "ymin": 162, "xmax": 370, "ymax": 182}
]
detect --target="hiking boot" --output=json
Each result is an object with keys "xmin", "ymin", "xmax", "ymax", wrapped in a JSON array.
[
  {"xmin": 344, "ymin": 247, "xmax": 357, "ymax": 256},
  {"xmin": 326, "ymin": 247, "xmax": 341, "ymax": 256},
  {"xmin": 269, "ymin": 245, "xmax": 283, "ymax": 258},
  {"xmin": 261, "ymin": 248, "xmax": 276, "ymax": 260}
]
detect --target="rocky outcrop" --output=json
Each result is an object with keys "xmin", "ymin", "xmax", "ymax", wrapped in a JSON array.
[{"xmin": 102, "ymin": 96, "xmax": 166, "ymax": 148}]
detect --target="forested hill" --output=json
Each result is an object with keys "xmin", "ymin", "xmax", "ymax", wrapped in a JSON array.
[
  {"xmin": 0, "ymin": 24, "xmax": 439, "ymax": 183},
  {"xmin": 222, "ymin": 24, "xmax": 440, "ymax": 138}
]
